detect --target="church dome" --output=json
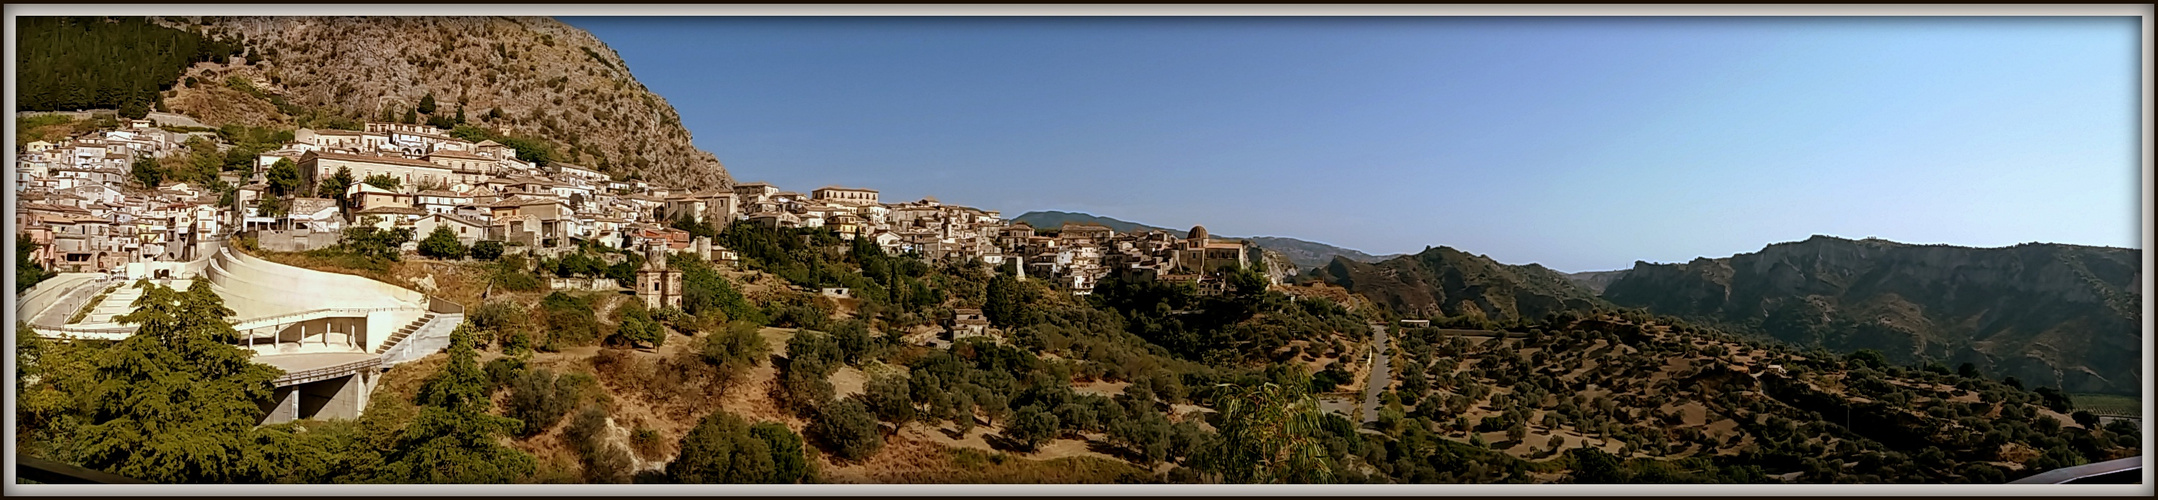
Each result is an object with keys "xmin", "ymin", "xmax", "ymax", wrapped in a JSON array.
[{"xmin": 1189, "ymin": 225, "xmax": 1209, "ymax": 242}]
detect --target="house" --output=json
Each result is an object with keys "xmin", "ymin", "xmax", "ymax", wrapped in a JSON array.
[
  {"xmin": 811, "ymin": 186, "xmax": 879, "ymax": 206},
  {"xmin": 301, "ymin": 151, "xmax": 456, "ymax": 194},
  {"xmin": 413, "ymin": 213, "xmax": 490, "ymax": 246},
  {"xmin": 288, "ymin": 197, "xmax": 343, "ymax": 232},
  {"xmin": 347, "ymin": 182, "xmax": 414, "ymax": 211},
  {"xmin": 413, "ymin": 189, "xmax": 474, "ymax": 215},
  {"xmin": 423, "ymin": 150, "xmax": 496, "ymax": 187},
  {"xmin": 949, "ymin": 308, "xmax": 992, "ymax": 340},
  {"xmin": 353, "ymin": 206, "xmax": 428, "ymax": 230}
]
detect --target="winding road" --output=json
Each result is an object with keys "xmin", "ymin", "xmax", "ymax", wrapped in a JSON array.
[{"xmin": 1361, "ymin": 322, "xmax": 1390, "ymax": 428}]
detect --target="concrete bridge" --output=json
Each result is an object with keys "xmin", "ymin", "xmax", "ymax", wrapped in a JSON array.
[{"xmin": 18, "ymin": 242, "xmax": 464, "ymax": 425}]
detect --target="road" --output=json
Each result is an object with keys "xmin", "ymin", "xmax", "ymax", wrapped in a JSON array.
[{"xmin": 1361, "ymin": 322, "xmax": 1390, "ymax": 427}]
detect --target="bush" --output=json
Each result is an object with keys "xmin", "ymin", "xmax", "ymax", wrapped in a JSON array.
[
  {"xmin": 667, "ymin": 411, "xmax": 813, "ymax": 484},
  {"xmin": 810, "ymin": 398, "xmax": 884, "ymax": 462},
  {"xmin": 418, "ymin": 226, "xmax": 467, "ymax": 260},
  {"xmin": 505, "ymin": 369, "xmax": 596, "ymax": 437},
  {"xmin": 471, "ymin": 240, "xmax": 505, "ymax": 261},
  {"xmin": 610, "ymin": 302, "xmax": 665, "ymax": 349},
  {"xmin": 539, "ymin": 292, "xmax": 599, "ymax": 350},
  {"xmin": 699, "ymin": 321, "xmax": 769, "ymax": 383},
  {"xmin": 565, "ymin": 404, "xmax": 632, "ymax": 483}
]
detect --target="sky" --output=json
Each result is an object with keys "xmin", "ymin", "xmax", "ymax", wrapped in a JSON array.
[{"xmin": 560, "ymin": 16, "xmax": 2143, "ymax": 273}]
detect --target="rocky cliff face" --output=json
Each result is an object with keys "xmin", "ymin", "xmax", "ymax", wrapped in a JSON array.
[
  {"xmin": 160, "ymin": 16, "xmax": 731, "ymax": 189},
  {"xmin": 1603, "ymin": 235, "xmax": 2142, "ymax": 395},
  {"xmin": 1317, "ymin": 246, "xmax": 1608, "ymax": 321}
]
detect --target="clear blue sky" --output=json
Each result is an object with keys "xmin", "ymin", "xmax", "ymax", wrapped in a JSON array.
[{"xmin": 560, "ymin": 16, "xmax": 2142, "ymax": 272}]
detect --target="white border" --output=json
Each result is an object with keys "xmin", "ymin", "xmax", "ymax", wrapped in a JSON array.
[{"xmin": 4, "ymin": 3, "xmax": 2152, "ymax": 497}]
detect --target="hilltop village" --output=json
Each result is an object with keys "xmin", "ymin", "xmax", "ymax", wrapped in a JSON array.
[{"xmin": 15, "ymin": 113, "xmax": 1262, "ymax": 298}]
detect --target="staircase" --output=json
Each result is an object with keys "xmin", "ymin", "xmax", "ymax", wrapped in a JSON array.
[{"xmin": 375, "ymin": 312, "xmax": 438, "ymax": 355}]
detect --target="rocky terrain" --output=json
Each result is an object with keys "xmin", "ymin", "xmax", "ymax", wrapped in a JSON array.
[
  {"xmin": 156, "ymin": 16, "xmax": 732, "ymax": 189},
  {"xmin": 1601, "ymin": 235, "xmax": 2142, "ymax": 396}
]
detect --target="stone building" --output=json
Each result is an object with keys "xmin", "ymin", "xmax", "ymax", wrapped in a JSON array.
[{"xmin": 634, "ymin": 247, "xmax": 683, "ymax": 310}]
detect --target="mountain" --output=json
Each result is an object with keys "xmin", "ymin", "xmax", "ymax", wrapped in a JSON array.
[
  {"xmin": 1314, "ymin": 246, "xmax": 1609, "ymax": 321},
  {"xmin": 1242, "ymin": 236, "xmax": 1401, "ymax": 272},
  {"xmin": 1563, "ymin": 269, "xmax": 1631, "ymax": 294},
  {"xmin": 1012, "ymin": 211, "xmax": 1177, "ymax": 236},
  {"xmin": 1009, "ymin": 211, "xmax": 1397, "ymax": 272},
  {"xmin": 1601, "ymin": 235, "xmax": 2142, "ymax": 396},
  {"xmin": 157, "ymin": 16, "xmax": 731, "ymax": 188}
]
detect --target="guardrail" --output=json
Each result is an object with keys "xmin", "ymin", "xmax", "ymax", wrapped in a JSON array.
[
  {"xmin": 427, "ymin": 295, "xmax": 465, "ymax": 315},
  {"xmin": 269, "ymin": 357, "xmax": 383, "ymax": 386},
  {"xmin": 2008, "ymin": 456, "xmax": 2141, "ymax": 484}
]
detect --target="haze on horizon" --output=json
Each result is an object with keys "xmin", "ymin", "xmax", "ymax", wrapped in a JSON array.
[{"xmin": 561, "ymin": 16, "xmax": 2142, "ymax": 273}]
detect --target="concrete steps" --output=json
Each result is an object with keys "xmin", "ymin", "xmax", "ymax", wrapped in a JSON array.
[{"xmin": 374, "ymin": 312, "xmax": 438, "ymax": 355}]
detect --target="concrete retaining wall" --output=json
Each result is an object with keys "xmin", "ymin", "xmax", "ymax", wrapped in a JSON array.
[{"xmin": 253, "ymin": 230, "xmax": 340, "ymax": 253}]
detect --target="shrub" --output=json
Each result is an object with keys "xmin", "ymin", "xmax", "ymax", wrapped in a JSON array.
[
  {"xmin": 565, "ymin": 404, "xmax": 631, "ymax": 483},
  {"xmin": 539, "ymin": 292, "xmax": 599, "ymax": 349},
  {"xmin": 810, "ymin": 398, "xmax": 883, "ymax": 462},
  {"xmin": 609, "ymin": 302, "xmax": 665, "ymax": 349},
  {"xmin": 417, "ymin": 226, "xmax": 467, "ymax": 259},
  {"xmin": 505, "ymin": 369, "xmax": 596, "ymax": 437},
  {"xmin": 471, "ymin": 240, "xmax": 505, "ymax": 260},
  {"xmin": 667, "ymin": 411, "xmax": 813, "ymax": 484},
  {"xmin": 699, "ymin": 321, "xmax": 769, "ymax": 383}
]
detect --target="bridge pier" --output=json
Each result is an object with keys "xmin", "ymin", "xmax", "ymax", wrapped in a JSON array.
[{"xmin": 256, "ymin": 369, "xmax": 378, "ymax": 425}]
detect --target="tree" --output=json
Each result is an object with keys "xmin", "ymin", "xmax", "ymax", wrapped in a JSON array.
[
  {"xmin": 750, "ymin": 422, "xmax": 812, "ymax": 484},
  {"xmin": 73, "ymin": 279, "xmax": 283, "ymax": 483},
  {"xmin": 810, "ymin": 398, "xmax": 883, "ymax": 462},
  {"xmin": 831, "ymin": 319, "xmax": 876, "ymax": 365},
  {"xmin": 401, "ymin": 107, "xmax": 418, "ymax": 124},
  {"xmin": 665, "ymin": 411, "xmax": 811, "ymax": 484},
  {"xmin": 417, "ymin": 93, "xmax": 438, "ymax": 115},
  {"xmin": 470, "ymin": 240, "xmax": 504, "ymax": 261},
  {"xmin": 130, "ymin": 155, "xmax": 163, "ymax": 188},
  {"xmin": 418, "ymin": 226, "xmax": 468, "ymax": 260},
  {"xmin": 1005, "ymin": 404, "xmax": 1061, "ymax": 451},
  {"xmin": 264, "ymin": 158, "xmax": 302, "ymax": 198},
  {"xmin": 2071, "ymin": 411, "xmax": 2100, "ymax": 429},
  {"xmin": 363, "ymin": 173, "xmax": 402, "ymax": 192},
  {"xmin": 384, "ymin": 322, "xmax": 537, "ymax": 482},
  {"xmin": 610, "ymin": 302, "xmax": 665, "ymax": 349},
  {"xmin": 862, "ymin": 375, "xmax": 915, "ymax": 428},
  {"xmin": 1191, "ymin": 381, "xmax": 1333, "ymax": 483},
  {"xmin": 985, "ymin": 274, "xmax": 1025, "ymax": 328},
  {"xmin": 699, "ymin": 321, "xmax": 770, "ymax": 383},
  {"xmin": 17, "ymin": 237, "xmax": 51, "ymax": 293},
  {"xmin": 1568, "ymin": 446, "xmax": 1628, "ymax": 483},
  {"xmin": 502, "ymin": 368, "xmax": 592, "ymax": 437}
]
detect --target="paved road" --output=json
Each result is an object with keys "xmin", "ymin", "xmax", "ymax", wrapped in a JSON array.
[
  {"xmin": 1361, "ymin": 322, "xmax": 1390, "ymax": 427},
  {"xmin": 25, "ymin": 276, "xmax": 110, "ymax": 328}
]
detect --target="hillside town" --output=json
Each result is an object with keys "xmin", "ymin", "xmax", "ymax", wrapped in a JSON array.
[{"xmin": 15, "ymin": 114, "xmax": 1264, "ymax": 299}]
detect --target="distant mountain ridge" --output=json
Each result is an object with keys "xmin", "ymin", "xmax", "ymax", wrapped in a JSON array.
[
  {"xmin": 1601, "ymin": 235, "xmax": 2143, "ymax": 396},
  {"xmin": 1315, "ymin": 246, "xmax": 1610, "ymax": 321},
  {"xmin": 1009, "ymin": 211, "xmax": 1399, "ymax": 272}
]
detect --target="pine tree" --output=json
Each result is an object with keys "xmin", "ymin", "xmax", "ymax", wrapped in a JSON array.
[
  {"xmin": 73, "ymin": 279, "xmax": 283, "ymax": 483},
  {"xmin": 384, "ymin": 322, "xmax": 536, "ymax": 483}
]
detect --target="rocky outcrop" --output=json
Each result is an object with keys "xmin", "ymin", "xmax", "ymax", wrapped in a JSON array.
[
  {"xmin": 1604, "ymin": 235, "xmax": 2142, "ymax": 395},
  {"xmin": 161, "ymin": 16, "xmax": 731, "ymax": 189}
]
